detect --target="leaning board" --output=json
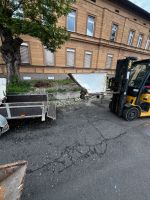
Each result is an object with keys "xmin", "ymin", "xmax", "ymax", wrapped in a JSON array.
[{"xmin": 69, "ymin": 73, "xmax": 107, "ymax": 94}]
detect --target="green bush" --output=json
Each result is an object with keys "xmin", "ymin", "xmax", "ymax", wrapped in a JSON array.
[
  {"xmin": 46, "ymin": 88, "xmax": 67, "ymax": 93},
  {"xmin": 6, "ymin": 78, "xmax": 75, "ymax": 94},
  {"xmin": 7, "ymin": 81, "xmax": 32, "ymax": 94},
  {"xmin": 55, "ymin": 79, "xmax": 73, "ymax": 85},
  {"xmin": 71, "ymin": 87, "xmax": 80, "ymax": 92}
]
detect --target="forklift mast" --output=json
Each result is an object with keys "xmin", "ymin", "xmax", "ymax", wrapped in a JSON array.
[{"xmin": 109, "ymin": 57, "xmax": 137, "ymax": 117}]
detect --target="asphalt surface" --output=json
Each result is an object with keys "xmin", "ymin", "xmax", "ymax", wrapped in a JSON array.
[{"xmin": 0, "ymin": 99, "xmax": 150, "ymax": 200}]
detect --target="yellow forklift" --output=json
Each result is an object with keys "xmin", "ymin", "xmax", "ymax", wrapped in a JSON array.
[{"xmin": 109, "ymin": 57, "xmax": 150, "ymax": 121}]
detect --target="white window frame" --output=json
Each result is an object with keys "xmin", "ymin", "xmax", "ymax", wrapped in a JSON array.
[
  {"xmin": 110, "ymin": 23, "xmax": 118, "ymax": 41},
  {"xmin": 137, "ymin": 34, "xmax": 143, "ymax": 48},
  {"xmin": 23, "ymin": 76, "xmax": 31, "ymax": 80},
  {"xmin": 67, "ymin": 10, "xmax": 76, "ymax": 32},
  {"xmin": 22, "ymin": 42, "xmax": 28, "ymax": 46},
  {"xmin": 87, "ymin": 16, "xmax": 95, "ymax": 37},
  {"xmin": 20, "ymin": 42, "xmax": 30, "ymax": 64},
  {"xmin": 128, "ymin": 30, "xmax": 135, "ymax": 46},
  {"xmin": 44, "ymin": 47, "xmax": 55, "ymax": 66},
  {"xmin": 84, "ymin": 51, "xmax": 92, "ymax": 68},
  {"xmin": 105, "ymin": 54, "xmax": 113, "ymax": 69},
  {"xmin": 145, "ymin": 36, "xmax": 150, "ymax": 50},
  {"xmin": 66, "ymin": 48, "xmax": 75, "ymax": 67}
]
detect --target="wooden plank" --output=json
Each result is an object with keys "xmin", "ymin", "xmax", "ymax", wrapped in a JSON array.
[
  {"xmin": 0, "ymin": 161, "xmax": 27, "ymax": 200},
  {"xmin": 0, "ymin": 186, "xmax": 5, "ymax": 200}
]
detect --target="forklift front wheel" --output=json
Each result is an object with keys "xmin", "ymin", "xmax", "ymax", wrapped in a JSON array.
[{"xmin": 123, "ymin": 107, "xmax": 140, "ymax": 121}]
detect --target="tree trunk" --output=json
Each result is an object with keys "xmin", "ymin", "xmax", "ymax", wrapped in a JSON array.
[{"xmin": 0, "ymin": 27, "xmax": 23, "ymax": 83}]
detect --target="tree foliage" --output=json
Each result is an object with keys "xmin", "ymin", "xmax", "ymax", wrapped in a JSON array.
[
  {"xmin": 0, "ymin": 0, "xmax": 75, "ymax": 51},
  {"xmin": 0, "ymin": 0, "xmax": 75, "ymax": 83}
]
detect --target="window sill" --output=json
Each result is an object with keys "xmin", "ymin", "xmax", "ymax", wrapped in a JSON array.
[
  {"xmin": 68, "ymin": 30, "xmax": 76, "ymax": 33},
  {"xmin": 46, "ymin": 65, "xmax": 55, "ymax": 67},
  {"xmin": 20, "ymin": 63, "xmax": 30, "ymax": 66},
  {"xmin": 86, "ymin": 34, "xmax": 94, "ymax": 38},
  {"xmin": 110, "ymin": 39, "xmax": 116, "ymax": 42},
  {"xmin": 86, "ymin": 0, "xmax": 96, "ymax": 4}
]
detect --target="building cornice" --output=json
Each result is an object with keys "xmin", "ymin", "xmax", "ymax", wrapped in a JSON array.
[
  {"xmin": 84, "ymin": 0, "xmax": 150, "ymax": 28},
  {"xmin": 99, "ymin": 39, "xmax": 150, "ymax": 56},
  {"xmin": 110, "ymin": 0, "xmax": 150, "ymax": 21},
  {"xmin": 0, "ymin": 64, "xmax": 115, "ymax": 71},
  {"xmin": 70, "ymin": 33, "xmax": 150, "ymax": 56}
]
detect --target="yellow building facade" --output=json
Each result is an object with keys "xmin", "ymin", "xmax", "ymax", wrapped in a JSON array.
[{"xmin": 0, "ymin": 0, "xmax": 150, "ymax": 79}]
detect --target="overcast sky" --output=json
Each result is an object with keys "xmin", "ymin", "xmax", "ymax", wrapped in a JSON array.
[{"xmin": 129, "ymin": 0, "xmax": 150, "ymax": 12}]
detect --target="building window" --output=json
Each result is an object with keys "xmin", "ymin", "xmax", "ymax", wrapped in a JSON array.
[
  {"xmin": 20, "ymin": 43, "xmax": 30, "ymax": 64},
  {"xmin": 145, "ymin": 36, "xmax": 150, "ymax": 50},
  {"xmin": 67, "ymin": 10, "xmax": 76, "ymax": 32},
  {"xmin": 44, "ymin": 48, "xmax": 55, "ymax": 66},
  {"xmin": 87, "ymin": 16, "xmax": 95, "ymax": 37},
  {"xmin": 128, "ymin": 30, "xmax": 135, "ymax": 46},
  {"xmin": 110, "ymin": 24, "xmax": 118, "ymax": 42},
  {"xmin": 84, "ymin": 51, "xmax": 92, "ymax": 68},
  {"xmin": 67, "ymin": 48, "xmax": 75, "ymax": 67},
  {"xmin": 105, "ymin": 54, "xmax": 113, "ymax": 69},
  {"xmin": 137, "ymin": 34, "xmax": 143, "ymax": 48}
]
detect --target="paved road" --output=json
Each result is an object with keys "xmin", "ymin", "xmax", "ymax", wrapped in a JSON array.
[{"xmin": 0, "ymin": 100, "xmax": 150, "ymax": 200}]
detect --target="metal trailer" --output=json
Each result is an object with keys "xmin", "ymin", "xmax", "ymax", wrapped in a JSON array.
[
  {"xmin": 0, "ymin": 78, "xmax": 56, "ymax": 136},
  {"xmin": 1, "ymin": 94, "xmax": 56, "ymax": 120},
  {"xmin": 0, "ymin": 94, "xmax": 56, "ymax": 135}
]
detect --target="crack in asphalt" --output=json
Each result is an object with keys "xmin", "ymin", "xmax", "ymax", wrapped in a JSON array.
[
  {"xmin": 27, "ymin": 139, "xmax": 107, "ymax": 175},
  {"xmin": 27, "ymin": 106, "xmax": 146, "ymax": 176},
  {"xmin": 27, "ymin": 123, "xmax": 126, "ymax": 175}
]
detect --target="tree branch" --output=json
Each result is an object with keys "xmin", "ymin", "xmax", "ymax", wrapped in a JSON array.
[{"xmin": 0, "ymin": 25, "xmax": 5, "ymax": 43}]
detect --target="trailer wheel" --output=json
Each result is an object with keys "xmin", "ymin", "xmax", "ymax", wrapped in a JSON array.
[{"xmin": 123, "ymin": 107, "xmax": 140, "ymax": 121}]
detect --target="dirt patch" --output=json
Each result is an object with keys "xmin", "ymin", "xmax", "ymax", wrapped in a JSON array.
[{"xmin": 33, "ymin": 81, "xmax": 53, "ymax": 88}]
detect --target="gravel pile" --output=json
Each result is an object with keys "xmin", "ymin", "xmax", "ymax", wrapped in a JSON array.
[{"xmin": 51, "ymin": 97, "xmax": 82, "ymax": 107}]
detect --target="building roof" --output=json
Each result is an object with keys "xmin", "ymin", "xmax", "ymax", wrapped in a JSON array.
[{"xmin": 111, "ymin": 0, "xmax": 150, "ymax": 20}]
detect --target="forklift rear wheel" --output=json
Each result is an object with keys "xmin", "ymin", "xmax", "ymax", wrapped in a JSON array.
[{"xmin": 123, "ymin": 107, "xmax": 140, "ymax": 121}]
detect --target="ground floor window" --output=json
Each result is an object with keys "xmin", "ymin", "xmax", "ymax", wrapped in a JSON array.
[
  {"xmin": 84, "ymin": 51, "xmax": 92, "ymax": 68},
  {"xmin": 66, "ymin": 48, "xmax": 75, "ymax": 67},
  {"xmin": 105, "ymin": 54, "xmax": 113, "ymax": 69},
  {"xmin": 44, "ymin": 48, "xmax": 55, "ymax": 66},
  {"xmin": 20, "ymin": 43, "xmax": 30, "ymax": 64}
]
